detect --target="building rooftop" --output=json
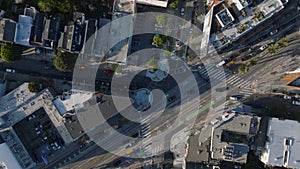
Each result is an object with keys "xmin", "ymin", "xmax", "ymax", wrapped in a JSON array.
[
  {"xmin": 136, "ymin": 0, "xmax": 168, "ymax": 8},
  {"xmin": 0, "ymin": 79, "xmax": 7, "ymax": 97},
  {"xmin": 186, "ymin": 133, "xmax": 210, "ymax": 164},
  {"xmin": 15, "ymin": 15, "xmax": 33, "ymax": 46},
  {"xmin": 114, "ymin": 0, "xmax": 135, "ymax": 13},
  {"xmin": 0, "ymin": 19, "xmax": 17, "ymax": 42},
  {"xmin": 0, "ymin": 143, "xmax": 23, "ymax": 169},
  {"xmin": 258, "ymin": 0, "xmax": 283, "ymax": 17},
  {"xmin": 231, "ymin": 0, "xmax": 252, "ymax": 11},
  {"xmin": 211, "ymin": 114, "xmax": 260, "ymax": 163},
  {"xmin": 42, "ymin": 17, "xmax": 60, "ymax": 42},
  {"xmin": 30, "ymin": 13, "xmax": 45, "ymax": 43},
  {"xmin": 260, "ymin": 118, "xmax": 300, "ymax": 169},
  {"xmin": 215, "ymin": 7, "xmax": 235, "ymax": 28},
  {"xmin": 53, "ymin": 91, "xmax": 93, "ymax": 116}
]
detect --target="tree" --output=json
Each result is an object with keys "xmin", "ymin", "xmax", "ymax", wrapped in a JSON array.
[
  {"xmin": 145, "ymin": 58, "xmax": 158, "ymax": 69},
  {"xmin": 268, "ymin": 44, "xmax": 279, "ymax": 54},
  {"xmin": 168, "ymin": 0, "xmax": 178, "ymax": 9},
  {"xmin": 38, "ymin": 0, "xmax": 73, "ymax": 13},
  {"xmin": 53, "ymin": 51, "xmax": 78, "ymax": 72},
  {"xmin": 156, "ymin": 14, "xmax": 168, "ymax": 27},
  {"xmin": 0, "ymin": 43, "xmax": 22, "ymax": 62},
  {"xmin": 28, "ymin": 81, "xmax": 41, "ymax": 93},
  {"xmin": 238, "ymin": 63, "xmax": 249, "ymax": 74},
  {"xmin": 278, "ymin": 39, "xmax": 288, "ymax": 47},
  {"xmin": 153, "ymin": 35, "xmax": 166, "ymax": 48},
  {"xmin": 163, "ymin": 50, "xmax": 171, "ymax": 57},
  {"xmin": 250, "ymin": 58, "xmax": 258, "ymax": 65}
]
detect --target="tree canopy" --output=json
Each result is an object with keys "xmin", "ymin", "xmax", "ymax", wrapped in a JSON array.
[
  {"xmin": 28, "ymin": 81, "xmax": 41, "ymax": 93},
  {"xmin": 268, "ymin": 44, "xmax": 279, "ymax": 54},
  {"xmin": 156, "ymin": 14, "xmax": 168, "ymax": 27},
  {"xmin": 38, "ymin": 0, "xmax": 73, "ymax": 13},
  {"xmin": 153, "ymin": 34, "xmax": 166, "ymax": 48},
  {"xmin": 238, "ymin": 63, "xmax": 249, "ymax": 74},
  {"xmin": 53, "ymin": 51, "xmax": 78, "ymax": 72},
  {"xmin": 0, "ymin": 43, "xmax": 22, "ymax": 62}
]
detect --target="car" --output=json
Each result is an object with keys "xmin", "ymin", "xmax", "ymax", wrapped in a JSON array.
[
  {"xmin": 270, "ymin": 29, "xmax": 278, "ymax": 36},
  {"xmin": 36, "ymin": 130, "xmax": 42, "ymax": 135},
  {"xmin": 27, "ymin": 114, "xmax": 36, "ymax": 121},
  {"xmin": 259, "ymin": 44, "xmax": 269, "ymax": 51},
  {"xmin": 292, "ymin": 100, "xmax": 300, "ymax": 106},
  {"xmin": 284, "ymin": 95, "xmax": 292, "ymax": 99},
  {"xmin": 5, "ymin": 68, "xmax": 15, "ymax": 73},
  {"xmin": 181, "ymin": 8, "xmax": 185, "ymax": 16}
]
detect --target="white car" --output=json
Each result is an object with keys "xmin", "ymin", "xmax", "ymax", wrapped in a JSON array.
[
  {"xmin": 181, "ymin": 8, "xmax": 185, "ymax": 16},
  {"xmin": 259, "ymin": 44, "xmax": 269, "ymax": 51},
  {"xmin": 292, "ymin": 100, "xmax": 300, "ymax": 106},
  {"xmin": 6, "ymin": 68, "xmax": 15, "ymax": 73}
]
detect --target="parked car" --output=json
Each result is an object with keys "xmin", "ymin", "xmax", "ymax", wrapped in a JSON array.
[
  {"xmin": 5, "ymin": 68, "xmax": 15, "ymax": 73},
  {"xmin": 181, "ymin": 8, "xmax": 185, "ymax": 16},
  {"xmin": 259, "ymin": 44, "xmax": 269, "ymax": 51},
  {"xmin": 292, "ymin": 100, "xmax": 300, "ymax": 106},
  {"xmin": 27, "ymin": 114, "xmax": 36, "ymax": 121},
  {"xmin": 270, "ymin": 29, "xmax": 278, "ymax": 36}
]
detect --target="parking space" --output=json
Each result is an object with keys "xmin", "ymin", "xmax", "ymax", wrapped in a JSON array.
[{"xmin": 13, "ymin": 108, "xmax": 64, "ymax": 163}]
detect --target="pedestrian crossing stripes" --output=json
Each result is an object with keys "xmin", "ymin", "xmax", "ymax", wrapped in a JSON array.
[
  {"xmin": 197, "ymin": 66, "xmax": 231, "ymax": 82},
  {"xmin": 239, "ymin": 87, "xmax": 254, "ymax": 98}
]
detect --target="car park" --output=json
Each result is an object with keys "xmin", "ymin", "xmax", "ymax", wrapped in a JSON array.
[{"xmin": 5, "ymin": 68, "xmax": 15, "ymax": 73}]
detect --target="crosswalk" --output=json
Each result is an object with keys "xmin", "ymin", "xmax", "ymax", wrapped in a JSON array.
[
  {"xmin": 197, "ymin": 65, "xmax": 231, "ymax": 81},
  {"xmin": 197, "ymin": 65, "xmax": 255, "ymax": 99}
]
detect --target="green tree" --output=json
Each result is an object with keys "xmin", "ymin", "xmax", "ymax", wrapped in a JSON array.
[
  {"xmin": 168, "ymin": 0, "xmax": 178, "ymax": 9},
  {"xmin": 268, "ymin": 44, "xmax": 279, "ymax": 54},
  {"xmin": 28, "ymin": 81, "xmax": 41, "ymax": 93},
  {"xmin": 153, "ymin": 35, "xmax": 166, "ymax": 48},
  {"xmin": 0, "ymin": 43, "xmax": 22, "ymax": 62},
  {"xmin": 53, "ymin": 51, "xmax": 78, "ymax": 72},
  {"xmin": 163, "ymin": 50, "xmax": 171, "ymax": 57},
  {"xmin": 156, "ymin": 14, "xmax": 168, "ymax": 27},
  {"xmin": 238, "ymin": 63, "xmax": 249, "ymax": 74},
  {"xmin": 38, "ymin": 0, "xmax": 73, "ymax": 13},
  {"xmin": 250, "ymin": 58, "xmax": 258, "ymax": 65},
  {"xmin": 278, "ymin": 39, "xmax": 288, "ymax": 47}
]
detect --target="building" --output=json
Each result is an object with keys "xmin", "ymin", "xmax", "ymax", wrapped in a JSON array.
[
  {"xmin": 42, "ymin": 17, "xmax": 60, "ymax": 48},
  {"xmin": 0, "ymin": 138, "xmax": 23, "ymax": 169},
  {"xmin": 0, "ymin": 83, "xmax": 76, "ymax": 168},
  {"xmin": 208, "ymin": 0, "xmax": 284, "ymax": 50},
  {"xmin": 136, "ymin": 0, "xmax": 168, "ymax": 8},
  {"xmin": 215, "ymin": 7, "xmax": 234, "ymax": 28},
  {"xmin": 0, "ymin": 18, "xmax": 17, "ymax": 43},
  {"xmin": 15, "ymin": 15, "xmax": 33, "ymax": 46},
  {"xmin": 260, "ymin": 118, "xmax": 300, "ymax": 169},
  {"xmin": 210, "ymin": 113, "xmax": 260, "ymax": 164},
  {"xmin": 53, "ymin": 91, "xmax": 93, "ymax": 116},
  {"xmin": 0, "ymin": 79, "xmax": 7, "ymax": 97}
]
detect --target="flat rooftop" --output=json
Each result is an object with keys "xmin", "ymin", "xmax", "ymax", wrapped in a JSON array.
[
  {"xmin": 53, "ymin": 91, "xmax": 93, "ymax": 116},
  {"xmin": 15, "ymin": 15, "xmax": 33, "ymax": 46},
  {"xmin": 0, "ymin": 143, "xmax": 23, "ymax": 169},
  {"xmin": 257, "ymin": 0, "xmax": 283, "ymax": 17},
  {"xmin": 260, "ymin": 118, "xmax": 300, "ymax": 169},
  {"xmin": 211, "ymin": 114, "xmax": 260, "ymax": 163}
]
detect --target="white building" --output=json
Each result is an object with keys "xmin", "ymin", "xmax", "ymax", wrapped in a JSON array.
[
  {"xmin": 260, "ymin": 118, "xmax": 300, "ymax": 169},
  {"xmin": 0, "ymin": 142, "xmax": 23, "ymax": 169}
]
